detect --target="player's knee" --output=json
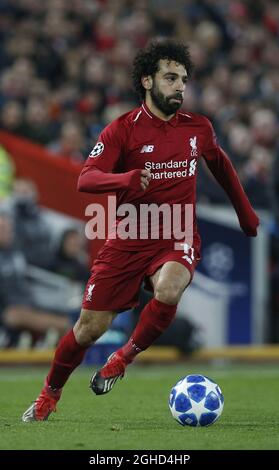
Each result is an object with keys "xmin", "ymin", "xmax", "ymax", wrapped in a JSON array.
[
  {"xmin": 154, "ymin": 281, "xmax": 182, "ymax": 305},
  {"xmin": 74, "ymin": 310, "xmax": 114, "ymax": 346},
  {"xmin": 74, "ymin": 317, "xmax": 103, "ymax": 346}
]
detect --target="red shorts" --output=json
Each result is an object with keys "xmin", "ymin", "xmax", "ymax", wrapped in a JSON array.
[{"xmin": 82, "ymin": 241, "xmax": 200, "ymax": 312}]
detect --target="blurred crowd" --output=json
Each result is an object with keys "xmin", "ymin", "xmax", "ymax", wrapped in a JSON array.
[
  {"xmin": 0, "ymin": 0, "xmax": 279, "ymax": 346},
  {"xmin": 0, "ymin": 177, "xmax": 90, "ymax": 348}
]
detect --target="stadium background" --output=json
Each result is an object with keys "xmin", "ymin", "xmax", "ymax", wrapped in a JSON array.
[{"xmin": 0, "ymin": 0, "xmax": 279, "ymax": 452}]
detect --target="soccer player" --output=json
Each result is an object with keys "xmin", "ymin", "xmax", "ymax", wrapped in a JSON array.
[{"xmin": 22, "ymin": 40, "xmax": 259, "ymax": 422}]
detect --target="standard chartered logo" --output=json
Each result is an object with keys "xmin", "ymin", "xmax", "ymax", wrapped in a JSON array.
[
  {"xmin": 145, "ymin": 159, "xmax": 197, "ymax": 179},
  {"xmin": 189, "ymin": 159, "xmax": 197, "ymax": 176}
]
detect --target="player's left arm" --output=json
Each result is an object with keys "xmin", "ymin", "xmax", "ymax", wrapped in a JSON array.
[{"xmin": 202, "ymin": 118, "xmax": 259, "ymax": 237}]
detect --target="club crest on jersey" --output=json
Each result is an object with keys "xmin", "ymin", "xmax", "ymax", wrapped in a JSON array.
[
  {"xmin": 189, "ymin": 136, "xmax": 198, "ymax": 156},
  {"xmin": 89, "ymin": 142, "xmax": 104, "ymax": 158},
  {"xmin": 86, "ymin": 283, "xmax": 95, "ymax": 301}
]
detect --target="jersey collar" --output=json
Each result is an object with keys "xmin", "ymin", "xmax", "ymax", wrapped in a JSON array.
[{"xmin": 141, "ymin": 102, "xmax": 179, "ymax": 127}]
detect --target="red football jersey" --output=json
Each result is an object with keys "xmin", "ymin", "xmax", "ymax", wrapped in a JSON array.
[{"xmin": 79, "ymin": 103, "xmax": 259, "ymax": 249}]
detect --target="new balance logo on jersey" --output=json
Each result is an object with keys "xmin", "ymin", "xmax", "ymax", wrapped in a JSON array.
[
  {"xmin": 86, "ymin": 284, "xmax": 95, "ymax": 302},
  {"xmin": 189, "ymin": 136, "xmax": 198, "ymax": 156},
  {"xmin": 140, "ymin": 145, "xmax": 154, "ymax": 153}
]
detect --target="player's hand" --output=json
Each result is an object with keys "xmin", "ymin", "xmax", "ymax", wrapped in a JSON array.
[
  {"xmin": 239, "ymin": 211, "xmax": 260, "ymax": 237},
  {"xmin": 140, "ymin": 169, "xmax": 151, "ymax": 191},
  {"xmin": 127, "ymin": 169, "xmax": 151, "ymax": 191}
]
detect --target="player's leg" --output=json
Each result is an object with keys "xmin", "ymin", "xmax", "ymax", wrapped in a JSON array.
[
  {"xmin": 22, "ymin": 309, "xmax": 115, "ymax": 422},
  {"xmin": 45, "ymin": 309, "xmax": 116, "ymax": 389},
  {"xmin": 91, "ymin": 261, "xmax": 191, "ymax": 395},
  {"xmin": 116, "ymin": 261, "xmax": 191, "ymax": 362}
]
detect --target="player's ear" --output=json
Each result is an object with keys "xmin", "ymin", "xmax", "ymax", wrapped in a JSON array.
[{"xmin": 141, "ymin": 75, "xmax": 152, "ymax": 91}]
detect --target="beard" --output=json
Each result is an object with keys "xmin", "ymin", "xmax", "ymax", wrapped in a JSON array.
[{"xmin": 150, "ymin": 83, "xmax": 183, "ymax": 116}]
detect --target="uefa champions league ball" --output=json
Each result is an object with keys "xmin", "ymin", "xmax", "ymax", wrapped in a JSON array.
[{"xmin": 169, "ymin": 374, "xmax": 224, "ymax": 427}]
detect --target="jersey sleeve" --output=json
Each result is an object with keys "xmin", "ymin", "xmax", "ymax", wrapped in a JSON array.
[
  {"xmin": 78, "ymin": 119, "xmax": 142, "ymax": 193},
  {"xmin": 202, "ymin": 118, "xmax": 259, "ymax": 236},
  {"xmin": 202, "ymin": 116, "xmax": 219, "ymax": 153},
  {"xmin": 84, "ymin": 119, "xmax": 124, "ymax": 172}
]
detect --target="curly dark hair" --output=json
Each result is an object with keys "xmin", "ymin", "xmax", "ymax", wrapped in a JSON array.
[{"xmin": 132, "ymin": 40, "xmax": 194, "ymax": 99}]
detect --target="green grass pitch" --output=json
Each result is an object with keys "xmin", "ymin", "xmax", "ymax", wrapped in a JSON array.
[{"xmin": 1, "ymin": 363, "xmax": 279, "ymax": 450}]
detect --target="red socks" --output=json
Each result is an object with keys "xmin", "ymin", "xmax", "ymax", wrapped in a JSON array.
[
  {"xmin": 45, "ymin": 299, "xmax": 177, "ymax": 390},
  {"xmin": 46, "ymin": 329, "xmax": 88, "ymax": 390},
  {"xmin": 118, "ymin": 298, "xmax": 177, "ymax": 363}
]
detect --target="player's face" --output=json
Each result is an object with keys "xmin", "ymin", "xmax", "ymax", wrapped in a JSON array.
[{"xmin": 150, "ymin": 60, "xmax": 187, "ymax": 116}]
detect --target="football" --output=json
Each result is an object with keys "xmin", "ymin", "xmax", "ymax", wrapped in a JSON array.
[{"xmin": 169, "ymin": 374, "xmax": 224, "ymax": 427}]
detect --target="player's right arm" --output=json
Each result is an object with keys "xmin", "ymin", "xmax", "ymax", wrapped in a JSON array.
[{"xmin": 77, "ymin": 120, "xmax": 151, "ymax": 193}]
